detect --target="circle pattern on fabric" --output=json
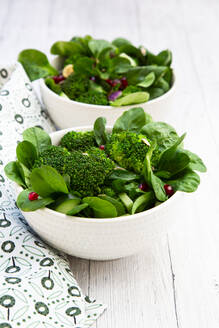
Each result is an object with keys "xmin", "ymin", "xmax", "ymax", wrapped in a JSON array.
[{"xmin": 0, "ymin": 69, "xmax": 8, "ymax": 78}]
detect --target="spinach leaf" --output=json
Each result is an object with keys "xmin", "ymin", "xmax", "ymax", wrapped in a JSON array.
[
  {"xmin": 4, "ymin": 161, "xmax": 26, "ymax": 188},
  {"xmin": 50, "ymin": 41, "xmax": 85, "ymax": 56},
  {"xmin": 110, "ymin": 92, "xmax": 149, "ymax": 107},
  {"xmin": 83, "ymin": 197, "xmax": 117, "ymax": 218},
  {"xmin": 22, "ymin": 127, "xmax": 51, "ymax": 156},
  {"xmin": 110, "ymin": 57, "xmax": 132, "ymax": 74},
  {"xmin": 17, "ymin": 189, "xmax": 53, "ymax": 212},
  {"xmin": 155, "ymin": 150, "xmax": 190, "ymax": 178},
  {"xmin": 67, "ymin": 203, "xmax": 89, "ymax": 216},
  {"xmin": 157, "ymin": 134, "xmax": 187, "ymax": 171},
  {"xmin": 166, "ymin": 168, "xmax": 200, "ymax": 192},
  {"xmin": 156, "ymin": 50, "xmax": 172, "ymax": 66},
  {"xmin": 124, "ymin": 65, "xmax": 168, "ymax": 85},
  {"xmin": 112, "ymin": 38, "xmax": 132, "ymax": 48},
  {"xmin": 137, "ymin": 72, "xmax": 155, "ymax": 88},
  {"xmin": 112, "ymin": 107, "xmax": 147, "ymax": 133},
  {"xmin": 148, "ymin": 87, "xmax": 165, "ymax": 100},
  {"xmin": 182, "ymin": 150, "xmax": 207, "ymax": 172},
  {"xmin": 155, "ymin": 77, "xmax": 170, "ymax": 92},
  {"xmin": 93, "ymin": 117, "xmax": 108, "ymax": 146},
  {"xmin": 142, "ymin": 142, "xmax": 167, "ymax": 201},
  {"xmin": 118, "ymin": 45, "xmax": 145, "ymax": 64},
  {"xmin": 30, "ymin": 166, "xmax": 68, "ymax": 197},
  {"xmin": 18, "ymin": 49, "xmax": 58, "ymax": 81},
  {"xmin": 98, "ymin": 195, "xmax": 125, "ymax": 216},
  {"xmin": 131, "ymin": 191, "xmax": 155, "ymax": 214},
  {"xmin": 109, "ymin": 168, "xmax": 140, "ymax": 181},
  {"xmin": 16, "ymin": 141, "xmax": 37, "ymax": 170},
  {"xmin": 88, "ymin": 39, "xmax": 114, "ymax": 58},
  {"xmin": 141, "ymin": 122, "xmax": 179, "ymax": 153}
]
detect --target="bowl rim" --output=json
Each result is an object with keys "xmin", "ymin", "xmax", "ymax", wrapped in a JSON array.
[
  {"xmin": 15, "ymin": 125, "xmax": 182, "ymax": 224},
  {"xmin": 39, "ymin": 71, "xmax": 176, "ymax": 110}
]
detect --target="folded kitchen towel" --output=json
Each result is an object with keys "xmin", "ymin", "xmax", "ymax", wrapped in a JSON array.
[{"xmin": 0, "ymin": 63, "xmax": 106, "ymax": 328}]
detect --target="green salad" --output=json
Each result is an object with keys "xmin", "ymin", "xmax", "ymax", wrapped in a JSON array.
[
  {"xmin": 4, "ymin": 107, "xmax": 206, "ymax": 218},
  {"xmin": 18, "ymin": 35, "xmax": 173, "ymax": 107}
]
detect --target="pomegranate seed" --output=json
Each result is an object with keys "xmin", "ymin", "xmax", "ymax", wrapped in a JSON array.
[
  {"xmin": 120, "ymin": 77, "xmax": 128, "ymax": 89},
  {"xmin": 53, "ymin": 75, "xmax": 65, "ymax": 84},
  {"xmin": 99, "ymin": 145, "xmax": 105, "ymax": 150},
  {"xmin": 139, "ymin": 183, "xmax": 148, "ymax": 191},
  {"xmin": 28, "ymin": 192, "xmax": 39, "ymax": 201},
  {"xmin": 164, "ymin": 184, "xmax": 174, "ymax": 197},
  {"xmin": 106, "ymin": 79, "xmax": 113, "ymax": 86}
]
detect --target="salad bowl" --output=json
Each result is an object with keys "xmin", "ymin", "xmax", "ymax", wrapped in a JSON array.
[
  {"xmin": 40, "ymin": 65, "xmax": 176, "ymax": 128},
  {"xmin": 15, "ymin": 126, "xmax": 183, "ymax": 261}
]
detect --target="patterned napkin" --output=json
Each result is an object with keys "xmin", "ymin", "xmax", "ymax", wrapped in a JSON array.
[{"xmin": 0, "ymin": 63, "xmax": 106, "ymax": 328}]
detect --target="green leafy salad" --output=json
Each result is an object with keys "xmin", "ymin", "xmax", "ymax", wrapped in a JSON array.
[
  {"xmin": 4, "ymin": 107, "xmax": 206, "ymax": 218},
  {"xmin": 18, "ymin": 35, "xmax": 173, "ymax": 107}
]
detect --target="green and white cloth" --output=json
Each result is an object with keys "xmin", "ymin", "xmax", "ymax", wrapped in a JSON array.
[{"xmin": 0, "ymin": 63, "xmax": 106, "ymax": 328}]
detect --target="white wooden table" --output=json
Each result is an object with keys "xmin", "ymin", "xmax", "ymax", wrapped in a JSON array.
[{"xmin": 1, "ymin": 0, "xmax": 219, "ymax": 327}]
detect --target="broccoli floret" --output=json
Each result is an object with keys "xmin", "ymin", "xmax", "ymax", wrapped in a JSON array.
[
  {"xmin": 33, "ymin": 145, "xmax": 70, "ymax": 175},
  {"xmin": 61, "ymin": 73, "xmax": 89, "ymax": 100},
  {"xmin": 106, "ymin": 131, "xmax": 150, "ymax": 174},
  {"xmin": 87, "ymin": 147, "xmax": 109, "ymax": 160},
  {"xmin": 65, "ymin": 151, "xmax": 115, "ymax": 196},
  {"xmin": 60, "ymin": 131, "xmax": 96, "ymax": 152},
  {"xmin": 75, "ymin": 90, "xmax": 109, "ymax": 105},
  {"xmin": 101, "ymin": 187, "xmax": 116, "ymax": 198}
]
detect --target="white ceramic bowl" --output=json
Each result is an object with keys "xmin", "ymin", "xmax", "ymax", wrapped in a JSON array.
[
  {"xmin": 40, "ymin": 57, "xmax": 176, "ymax": 128},
  {"xmin": 16, "ymin": 126, "xmax": 183, "ymax": 261}
]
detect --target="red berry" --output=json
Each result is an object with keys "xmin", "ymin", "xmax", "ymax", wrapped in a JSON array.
[
  {"xmin": 99, "ymin": 145, "xmax": 105, "ymax": 150},
  {"xmin": 106, "ymin": 79, "xmax": 113, "ymax": 86},
  {"xmin": 120, "ymin": 77, "xmax": 128, "ymax": 89},
  {"xmin": 164, "ymin": 184, "xmax": 174, "ymax": 197},
  {"xmin": 53, "ymin": 75, "xmax": 65, "ymax": 84},
  {"xmin": 28, "ymin": 192, "xmax": 39, "ymax": 201},
  {"xmin": 139, "ymin": 183, "xmax": 148, "ymax": 191}
]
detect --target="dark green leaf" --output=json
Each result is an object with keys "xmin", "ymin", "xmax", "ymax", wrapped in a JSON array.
[
  {"xmin": 137, "ymin": 72, "xmax": 155, "ymax": 88},
  {"xmin": 148, "ymin": 87, "xmax": 165, "ymax": 100},
  {"xmin": 141, "ymin": 122, "xmax": 179, "ymax": 153},
  {"xmin": 125, "ymin": 65, "xmax": 168, "ymax": 85},
  {"xmin": 17, "ymin": 189, "xmax": 53, "ymax": 212},
  {"xmin": 30, "ymin": 166, "xmax": 68, "ymax": 197},
  {"xmin": 18, "ymin": 49, "xmax": 58, "ymax": 81},
  {"xmin": 93, "ymin": 117, "xmax": 108, "ymax": 146},
  {"xmin": 4, "ymin": 161, "xmax": 26, "ymax": 188},
  {"xmin": 22, "ymin": 127, "xmax": 51, "ymax": 156},
  {"xmin": 158, "ymin": 134, "xmax": 187, "ymax": 171},
  {"xmin": 16, "ymin": 141, "xmax": 37, "ymax": 169},
  {"xmin": 167, "ymin": 168, "xmax": 200, "ymax": 193},
  {"xmin": 183, "ymin": 150, "xmax": 207, "ymax": 172},
  {"xmin": 109, "ymin": 168, "xmax": 140, "ymax": 181},
  {"xmin": 113, "ymin": 107, "xmax": 147, "ymax": 133},
  {"xmin": 112, "ymin": 38, "xmax": 132, "ymax": 48},
  {"xmin": 111, "ymin": 92, "xmax": 149, "ymax": 107},
  {"xmin": 50, "ymin": 41, "xmax": 85, "ymax": 56},
  {"xmin": 110, "ymin": 57, "xmax": 132, "ymax": 74},
  {"xmin": 83, "ymin": 197, "xmax": 117, "ymax": 218},
  {"xmin": 88, "ymin": 39, "xmax": 114, "ymax": 58},
  {"xmin": 156, "ymin": 50, "xmax": 172, "ymax": 66}
]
